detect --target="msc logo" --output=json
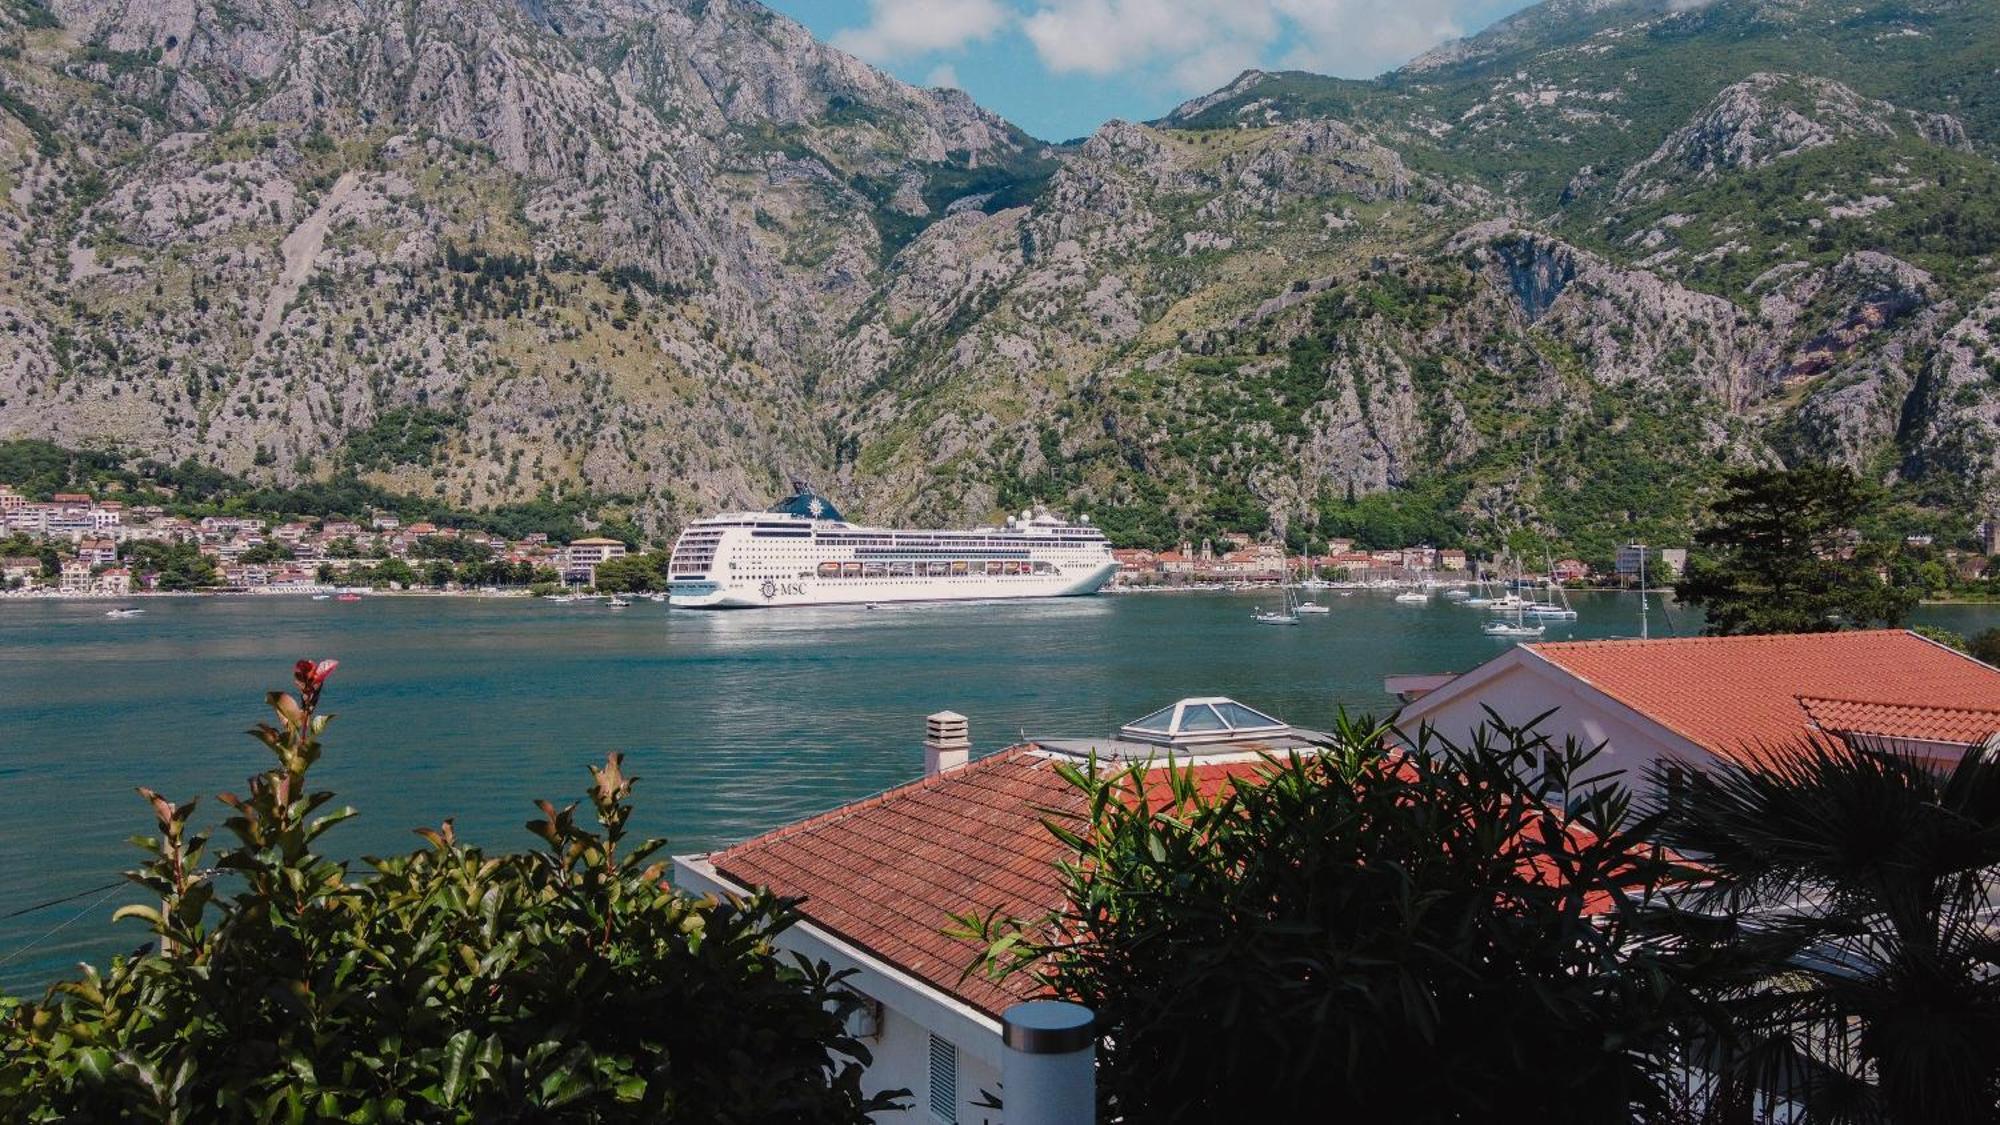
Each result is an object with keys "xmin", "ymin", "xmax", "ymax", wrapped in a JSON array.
[{"xmin": 760, "ymin": 581, "xmax": 805, "ymax": 600}]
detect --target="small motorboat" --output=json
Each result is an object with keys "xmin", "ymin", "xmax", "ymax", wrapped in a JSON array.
[
  {"xmin": 336, "ymin": 593, "xmax": 362, "ymax": 602},
  {"xmin": 1394, "ymin": 591, "xmax": 1429, "ymax": 604},
  {"xmin": 1253, "ymin": 608, "xmax": 1299, "ymax": 625},
  {"xmin": 865, "ymin": 602, "xmax": 882, "ymax": 610},
  {"xmin": 1483, "ymin": 620, "xmax": 1546, "ymax": 638},
  {"xmin": 1295, "ymin": 601, "xmax": 1331, "ymax": 614},
  {"xmin": 607, "ymin": 596, "xmax": 632, "ymax": 608},
  {"xmin": 311, "ymin": 594, "xmax": 332, "ymax": 601},
  {"xmin": 1442, "ymin": 588, "xmax": 1470, "ymax": 602},
  {"xmin": 104, "ymin": 607, "xmax": 144, "ymax": 618}
]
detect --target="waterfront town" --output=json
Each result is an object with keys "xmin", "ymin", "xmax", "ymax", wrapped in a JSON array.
[
  {"xmin": 0, "ymin": 483, "xmax": 628, "ymax": 594},
  {"xmin": 2, "ymin": 478, "xmax": 1679, "ymax": 597}
]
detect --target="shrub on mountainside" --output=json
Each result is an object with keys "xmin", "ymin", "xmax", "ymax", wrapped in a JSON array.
[
  {"xmin": 955, "ymin": 718, "xmax": 1697, "ymax": 1124},
  {"xmin": 0, "ymin": 661, "xmax": 899, "ymax": 1123}
]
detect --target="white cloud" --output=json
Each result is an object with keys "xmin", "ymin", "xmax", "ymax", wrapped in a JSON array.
[
  {"xmin": 925, "ymin": 62, "xmax": 964, "ymax": 89},
  {"xmin": 832, "ymin": 0, "xmax": 1011, "ymax": 62},
  {"xmin": 1021, "ymin": 0, "xmax": 1468, "ymax": 92},
  {"xmin": 1274, "ymin": 0, "xmax": 1464, "ymax": 78}
]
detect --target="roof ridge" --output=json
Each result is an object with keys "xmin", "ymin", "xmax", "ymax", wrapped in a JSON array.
[
  {"xmin": 1529, "ymin": 628, "xmax": 1913, "ymax": 653},
  {"xmin": 1796, "ymin": 694, "xmax": 2000, "ymax": 717}
]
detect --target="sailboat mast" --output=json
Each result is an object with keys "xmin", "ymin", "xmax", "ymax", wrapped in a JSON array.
[{"xmin": 1638, "ymin": 545, "xmax": 1650, "ymax": 641}]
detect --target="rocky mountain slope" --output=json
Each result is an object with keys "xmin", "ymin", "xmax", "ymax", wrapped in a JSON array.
[{"xmin": 1, "ymin": 0, "xmax": 1998, "ymax": 556}]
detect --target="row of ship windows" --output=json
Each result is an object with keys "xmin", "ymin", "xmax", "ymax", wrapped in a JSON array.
[{"xmin": 756, "ymin": 561, "xmax": 1063, "ymax": 578}]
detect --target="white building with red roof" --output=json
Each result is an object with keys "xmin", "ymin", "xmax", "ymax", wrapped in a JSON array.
[
  {"xmin": 674, "ymin": 700, "xmax": 1322, "ymax": 1123},
  {"xmin": 1389, "ymin": 630, "xmax": 2000, "ymax": 786}
]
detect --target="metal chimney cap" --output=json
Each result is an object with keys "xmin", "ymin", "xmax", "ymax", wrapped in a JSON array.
[{"xmin": 1001, "ymin": 1001, "xmax": 1095, "ymax": 1054}]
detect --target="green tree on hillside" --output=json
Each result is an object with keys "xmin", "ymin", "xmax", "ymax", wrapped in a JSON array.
[{"xmin": 1676, "ymin": 467, "xmax": 1915, "ymax": 635}]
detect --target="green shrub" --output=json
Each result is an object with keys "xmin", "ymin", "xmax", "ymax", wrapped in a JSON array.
[
  {"xmin": 956, "ymin": 717, "xmax": 1693, "ymax": 1123},
  {"xmin": 0, "ymin": 661, "xmax": 900, "ymax": 1123}
]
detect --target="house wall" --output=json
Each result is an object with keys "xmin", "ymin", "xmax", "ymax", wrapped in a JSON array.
[
  {"xmin": 1395, "ymin": 660, "xmax": 1709, "ymax": 797},
  {"xmin": 673, "ymin": 857, "xmax": 1007, "ymax": 1124}
]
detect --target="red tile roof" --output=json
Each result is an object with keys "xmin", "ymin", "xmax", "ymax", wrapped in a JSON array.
[
  {"xmin": 1797, "ymin": 696, "xmax": 2000, "ymax": 747},
  {"xmin": 707, "ymin": 747, "xmax": 1271, "ymax": 1019},
  {"xmin": 1526, "ymin": 630, "xmax": 2000, "ymax": 766}
]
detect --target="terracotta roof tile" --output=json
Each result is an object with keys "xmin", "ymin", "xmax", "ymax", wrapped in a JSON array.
[
  {"xmin": 1797, "ymin": 696, "xmax": 2000, "ymax": 746},
  {"xmin": 1526, "ymin": 630, "xmax": 2000, "ymax": 767},
  {"xmin": 709, "ymin": 746, "xmax": 1270, "ymax": 1019}
]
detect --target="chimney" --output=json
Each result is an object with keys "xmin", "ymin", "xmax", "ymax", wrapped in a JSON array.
[{"xmin": 925, "ymin": 711, "xmax": 970, "ymax": 778}]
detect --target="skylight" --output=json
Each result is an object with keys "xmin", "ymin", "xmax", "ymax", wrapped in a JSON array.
[{"xmin": 1117, "ymin": 697, "xmax": 1291, "ymax": 747}]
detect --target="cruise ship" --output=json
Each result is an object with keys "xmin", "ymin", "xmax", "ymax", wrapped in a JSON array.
[{"xmin": 666, "ymin": 487, "xmax": 1118, "ymax": 608}]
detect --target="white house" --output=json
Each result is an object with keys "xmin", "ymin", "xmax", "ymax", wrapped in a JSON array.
[
  {"xmin": 673, "ymin": 699, "xmax": 1326, "ymax": 1124},
  {"xmin": 1389, "ymin": 630, "xmax": 2000, "ymax": 790}
]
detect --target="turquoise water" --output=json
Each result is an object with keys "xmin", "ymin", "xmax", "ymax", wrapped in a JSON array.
[{"xmin": 4, "ymin": 591, "xmax": 1996, "ymax": 994}]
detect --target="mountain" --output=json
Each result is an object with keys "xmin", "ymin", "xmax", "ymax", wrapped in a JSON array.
[{"xmin": 2, "ymin": 0, "xmax": 1998, "ymax": 558}]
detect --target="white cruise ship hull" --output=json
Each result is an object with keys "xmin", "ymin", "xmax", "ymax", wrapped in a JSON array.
[
  {"xmin": 665, "ymin": 490, "xmax": 1120, "ymax": 610},
  {"xmin": 669, "ymin": 561, "xmax": 1118, "ymax": 609}
]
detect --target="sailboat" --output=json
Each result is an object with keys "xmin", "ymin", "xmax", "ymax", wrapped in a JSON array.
[
  {"xmin": 1482, "ymin": 589, "xmax": 1545, "ymax": 638},
  {"xmin": 1521, "ymin": 552, "xmax": 1578, "ymax": 620},
  {"xmin": 1481, "ymin": 552, "xmax": 1542, "ymax": 636},
  {"xmin": 1254, "ymin": 548, "xmax": 1302, "ymax": 624}
]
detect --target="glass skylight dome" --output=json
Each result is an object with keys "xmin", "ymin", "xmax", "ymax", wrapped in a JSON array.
[{"xmin": 1118, "ymin": 697, "xmax": 1292, "ymax": 747}]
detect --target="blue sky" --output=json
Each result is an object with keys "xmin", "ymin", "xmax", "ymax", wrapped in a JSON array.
[{"xmin": 766, "ymin": 0, "xmax": 1541, "ymax": 140}]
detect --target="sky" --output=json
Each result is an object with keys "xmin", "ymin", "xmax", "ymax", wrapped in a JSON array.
[{"xmin": 765, "ymin": 0, "xmax": 1542, "ymax": 140}]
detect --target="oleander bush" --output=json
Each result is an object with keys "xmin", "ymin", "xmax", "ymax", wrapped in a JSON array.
[
  {"xmin": 0, "ymin": 660, "xmax": 901, "ymax": 1123},
  {"xmin": 955, "ymin": 717, "xmax": 1699, "ymax": 1124}
]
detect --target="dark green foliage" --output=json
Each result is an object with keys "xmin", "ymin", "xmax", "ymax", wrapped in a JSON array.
[
  {"xmin": 1313, "ymin": 479, "xmax": 1468, "ymax": 551},
  {"xmin": 0, "ymin": 440, "xmax": 124, "ymax": 499},
  {"xmin": 235, "ymin": 542, "xmax": 294, "ymax": 565},
  {"xmin": 591, "ymin": 552, "xmax": 668, "ymax": 593},
  {"xmin": 1676, "ymin": 466, "xmax": 1917, "ymax": 634},
  {"xmin": 118, "ymin": 540, "xmax": 216, "ymax": 590},
  {"xmin": 955, "ymin": 718, "xmax": 1692, "ymax": 1123},
  {"xmin": 1649, "ymin": 743, "xmax": 2000, "ymax": 1125},
  {"xmin": 339, "ymin": 406, "xmax": 464, "ymax": 472},
  {"xmin": 0, "ymin": 662, "xmax": 901, "ymax": 1123},
  {"xmin": 1971, "ymin": 628, "xmax": 2000, "ymax": 666}
]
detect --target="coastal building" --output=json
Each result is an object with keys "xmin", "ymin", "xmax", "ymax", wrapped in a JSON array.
[
  {"xmin": 1388, "ymin": 631, "xmax": 2000, "ymax": 787},
  {"xmin": 59, "ymin": 560, "xmax": 91, "ymax": 593},
  {"xmin": 563, "ymin": 536, "xmax": 627, "ymax": 584},
  {"xmin": 0, "ymin": 485, "xmax": 21, "ymax": 513},
  {"xmin": 1551, "ymin": 558, "xmax": 1590, "ymax": 583},
  {"xmin": 2, "ymin": 556, "xmax": 41, "ymax": 587},
  {"xmin": 94, "ymin": 568, "xmax": 131, "ymax": 596},
  {"xmin": 675, "ymin": 700, "xmax": 1326, "ymax": 1122},
  {"xmin": 76, "ymin": 539, "xmax": 117, "ymax": 567},
  {"xmin": 1439, "ymin": 549, "xmax": 1468, "ymax": 571}
]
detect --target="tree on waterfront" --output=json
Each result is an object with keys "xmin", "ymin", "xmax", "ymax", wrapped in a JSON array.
[
  {"xmin": 954, "ymin": 719, "xmax": 1699, "ymax": 1124},
  {"xmin": 1676, "ymin": 466, "xmax": 1915, "ymax": 635},
  {"xmin": 1648, "ymin": 743, "xmax": 2000, "ymax": 1124},
  {"xmin": 0, "ymin": 660, "xmax": 901, "ymax": 1123},
  {"xmin": 591, "ymin": 552, "xmax": 669, "ymax": 593}
]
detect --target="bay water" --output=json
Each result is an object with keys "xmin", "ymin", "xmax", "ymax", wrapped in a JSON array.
[{"xmin": 4, "ymin": 590, "xmax": 1996, "ymax": 994}]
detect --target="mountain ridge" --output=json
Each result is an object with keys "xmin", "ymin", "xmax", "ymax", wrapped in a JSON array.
[{"xmin": 1, "ymin": 0, "xmax": 1998, "ymax": 559}]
